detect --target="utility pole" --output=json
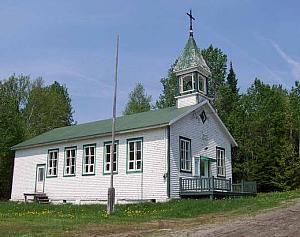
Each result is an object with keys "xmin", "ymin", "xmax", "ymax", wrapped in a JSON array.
[{"xmin": 107, "ymin": 35, "xmax": 119, "ymax": 214}]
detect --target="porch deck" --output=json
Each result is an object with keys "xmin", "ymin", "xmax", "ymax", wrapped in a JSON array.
[{"xmin": 180, "ymin": 177, "xmax": 257, "ymax": 198}]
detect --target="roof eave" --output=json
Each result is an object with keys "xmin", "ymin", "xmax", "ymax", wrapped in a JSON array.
[
  {"xmin": 174, "ymin": 65, "xmax": 211, "ymax": 78},
  {"xmin": 12, "ymin": 123, "xmax": 169, "ymax": 151}
]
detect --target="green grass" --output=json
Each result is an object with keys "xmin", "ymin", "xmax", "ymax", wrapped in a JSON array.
[{"xmin": 1, "ymin": 190, "xmax": 300, "ymax": 237}]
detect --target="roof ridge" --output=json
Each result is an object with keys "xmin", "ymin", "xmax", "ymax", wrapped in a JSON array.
[{"xmin": 57, "ymin": 106, "xmax": 178, "ymax": 130}]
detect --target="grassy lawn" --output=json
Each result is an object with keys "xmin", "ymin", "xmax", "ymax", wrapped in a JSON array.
[{"xmin": 1, "ymin": 190, "xmax": 300, "ymax": 237}]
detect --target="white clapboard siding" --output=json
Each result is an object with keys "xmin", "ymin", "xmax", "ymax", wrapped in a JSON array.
[
  {"xmin": 169, "ymin": 104, "xmax": 233, "ymax": 198},
  {"xmin": 176, "ymin": 93, "xmax": 199, "ymax": 108},
  {"xmin": 11, "ymin": 128, "xmax": 168, "ymax": 203}
]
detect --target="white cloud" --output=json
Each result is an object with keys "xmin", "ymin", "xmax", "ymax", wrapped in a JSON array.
[
  {"xmin": 270, "ymin": 41, "xmax": 300, "ymax": 82},
  {"xmin": 202, "ymin": 26, "xmax": 288, "ymax": 87}
]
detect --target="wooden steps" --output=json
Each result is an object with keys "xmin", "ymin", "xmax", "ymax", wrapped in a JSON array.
[{"xmin": 34, "ymin": 193, "xmax": 50, "ymax": 204}]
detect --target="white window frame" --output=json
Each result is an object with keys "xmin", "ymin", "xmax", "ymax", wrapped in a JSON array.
[
  {"xmin": 180, "ymin": 74, "xmax": 194, "ymax": 93},
  {"xmin": 103, "ymin": 141, "xmax": 118, "ymax": 174},
  {"xmin": 198, "ymin": 74, "xmax": 206, "ymax": 94},
  {"xmin": 127, "ymin": 138, "xmax": 143, "ymax": 173},
  {"xmin": 216, "ymin": 147, "xmax": 226, "ymax": 177},
  {"xmin": 47, "ymin": 149, "xmax": 58, "ymax": 177},
  {"xmin": 83, "ymin": 144, "xmax": 96, "ymax": 175},
  {"xmin": 64, "ymin": 147, "xmax": 76, "ymax": 176},
  {"xmin": 180, "ymin": 137, "xmax": 192, "ymax": 172}
]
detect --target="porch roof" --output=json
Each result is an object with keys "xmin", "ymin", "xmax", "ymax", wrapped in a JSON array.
[{"xmin": 195, "ymin": 156, "xmax": 217, "ymax": 162}]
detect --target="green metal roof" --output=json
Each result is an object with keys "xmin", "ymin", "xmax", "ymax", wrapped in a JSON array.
[
  {"xmin": 200, "ymin": 156, "xmax": 216, "ymax": 162},
  {"xmin": 194, "ymin": 156, "xmax": 216, "ymax": 162},
  {"xmin": 12, "ymin": 106, "xmax": 192, "ymax": 150},
  {"xmin": 174, "ymin": 36, "xmax": 210, "ymax": 72}
]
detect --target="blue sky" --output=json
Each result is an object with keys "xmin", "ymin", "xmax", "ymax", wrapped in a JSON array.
[{"xmin": 1, "ymin": 1, "xmax": 300, "ymax": 123}]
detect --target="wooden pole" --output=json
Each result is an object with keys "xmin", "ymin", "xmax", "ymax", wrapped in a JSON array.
[{"xmin": 107, "ymin": 35, "xmax": 119, "ymax": 214}]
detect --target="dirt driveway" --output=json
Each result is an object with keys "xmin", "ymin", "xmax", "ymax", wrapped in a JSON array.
[{"xmin": 156, "ymin": 200, "xmax": 300, "ymax": 237}]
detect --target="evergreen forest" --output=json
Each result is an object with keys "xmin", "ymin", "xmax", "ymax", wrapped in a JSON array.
[{"xmin": 1, "ymin": 45, "xmax": 300, "ymax": 199}]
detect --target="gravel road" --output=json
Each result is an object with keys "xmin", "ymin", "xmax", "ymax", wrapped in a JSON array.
[{"xmin": 161, "ymin": 200, "xmax": 300, "ymax": 237}]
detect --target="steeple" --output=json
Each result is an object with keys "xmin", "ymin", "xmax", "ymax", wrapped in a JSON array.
[
  {"xmin": 173, "ymin": 36, "xmax": 210, "ymax": 75},
  {"xmin": 174, "ymin": 10, "xmax": 211, "ymax": 108}
]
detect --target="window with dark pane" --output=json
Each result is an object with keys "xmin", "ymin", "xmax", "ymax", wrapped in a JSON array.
[
  {"xmin": 38, "ymin": 168, "xmax": 44, "ymax": 181},
  {"xmin": 47, "ymin": 150, "xmax": 58, "ymax": 177},
  {"xmin": 200, "ymin": 110, "xmax": 207, "ymax": 124},
  {"xmin": 180, "ymin": 137, "xmax": 191, "ymax": 172},
  {"xmin": 181, "ymin": 74, "xmax": 193, "ymax": 92},
  {"xmin": 216, "ymin": 147, "xmax": 225, "ymax": 177},
  {"xmin": 104, "ymin": 142, "xmax": 117, "ymax": 174},
  {"xmin": 83, "ymin": 145, "xmax": 95, "ymax": 175},
  {"xmin": 127, "ymin": 139, "xmax": 143, "ymax": 172},
  {"xmin": 198, "ymin": 76, "xmax": 204, "ymax": 92},
  {"xmin": 65, "ymin": 147, "xmax": 76, "ymax": 176}
]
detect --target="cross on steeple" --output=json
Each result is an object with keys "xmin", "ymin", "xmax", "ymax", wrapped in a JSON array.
[{"xmin": 187, "ymin": 9, "xmax": 195, "ymax": 37}]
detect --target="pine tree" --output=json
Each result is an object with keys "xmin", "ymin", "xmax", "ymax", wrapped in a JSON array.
[
  {"xmin": 123, "ymin": 83, "xmax": 152, "ymax": 115},
  {"xmin": 214, "ymin": 62, "xmax": 239, "ymax": 132},
  {"xmin": 201, "ymin": 45, "xmax": 227, "ymax": 100},
  {"xmin": 226, "ymin": 62, "xmax": 238, "ymax": 95}
]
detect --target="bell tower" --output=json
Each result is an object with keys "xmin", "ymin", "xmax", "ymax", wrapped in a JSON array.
[{"xmin": 174, "ymin": 10, "xmax": 211, "ymax": 108}]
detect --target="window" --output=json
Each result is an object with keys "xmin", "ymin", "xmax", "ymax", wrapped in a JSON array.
[
  {"xmin": 200, "ymin": 110, "xmax": 207, "ymax": 124},
  {"xmin": 180, "ymin": 137, "xmax": 192, "ymax": 172},
  {"xmin": 83, "ymin": 144, "xmax": 96, "ymax": 175},
  {"xmin": 47, "ymin": 149, "xmax": 58, "ymax": 177},
  {"xmin": 64, "ymin": 147, "xmax": 76, "ymax": 176},
  {"xmin": 198, "ymin": 74, "xmax": 206, "ymax": 93},
  {"xmin": 104, "ymin": 141, "xmax": 118, "ymax": 174},
  {"xmin": 216, "ymin": 147, "xmax": 225, "ymax": 177},
  {"xmin": 38, "ymin": 167, "xmax": 44, "ymax": 181},
  {"xmin": 180, "ymin": 74, "xmax": 193, "ymax": 93},
  {"xmin": 127, "ymin": 138, "xmax": 143, "ymax": 172},
  {"xmin": 180, "ymin": 73, "xmax": 206, "ymax": 94}
]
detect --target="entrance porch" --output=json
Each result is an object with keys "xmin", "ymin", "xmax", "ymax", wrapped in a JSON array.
[{"xmin": 180, "ymin": 177, "xmax": 257, "ymax": 198}]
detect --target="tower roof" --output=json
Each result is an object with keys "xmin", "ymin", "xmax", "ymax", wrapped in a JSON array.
[{"xmin": 174, "ymin": 36, "xmax": 210, "ymax": 73}]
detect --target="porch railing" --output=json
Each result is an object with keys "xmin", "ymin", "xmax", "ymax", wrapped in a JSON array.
[
  {"xmin": 232, "ymin": 180, "xmax": 257, "ymax": 193},
  {"xmin": 180, "ymin": 177, "xmax": 231, "ymax": 193},
  {"xmin": 180, "ymin": 177, "xmax": 257, "ymax": 194}
]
